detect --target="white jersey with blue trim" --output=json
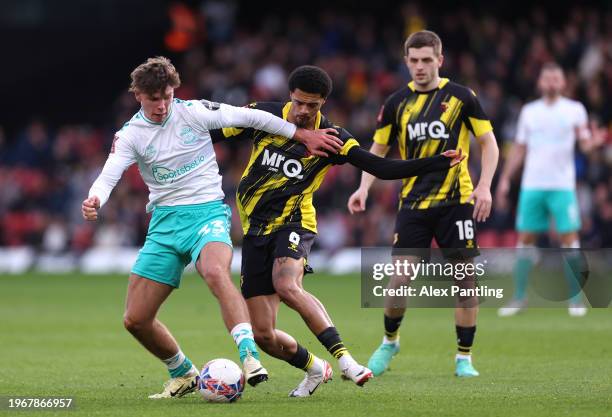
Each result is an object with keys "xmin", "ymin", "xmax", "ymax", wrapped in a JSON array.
[
  {"xmin": 89, "ymin": 98, "xmax": 296, "ymax": 212},
  {"xmin": 515, "ymin": 97, "xmax": 588, "ymax": 190}
]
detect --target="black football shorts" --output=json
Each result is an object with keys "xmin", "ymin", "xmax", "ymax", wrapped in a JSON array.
[
  {"xmin": 240, "ymin": 228, "xmax": 315, "ymax": 299},
  {"xmin": 392, "ymin": 204, "xmax": 480, "ymax": 260}
]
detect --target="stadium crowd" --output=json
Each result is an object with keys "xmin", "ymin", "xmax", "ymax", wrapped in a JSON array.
[{"xmin": 1, "ymin": 3, "xmax": 611, "ymax": 253}]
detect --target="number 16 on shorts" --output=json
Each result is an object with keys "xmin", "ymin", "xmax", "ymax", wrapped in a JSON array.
[{"xmin": 455, "ymin": 220, "xmax": 474, "ymax": 241}]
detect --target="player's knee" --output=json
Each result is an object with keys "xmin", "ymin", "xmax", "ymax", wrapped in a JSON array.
[
  {"xmin": 253, "ymin": 328, "xmax": 275, "ymax": 348},
  {"xmin": 200, "ymin": 262, "xmax": 230, "ymax": 290},
  {"xmin": 274, "ymin": 281, "xmax": 302, "ymax": 305},
  {"xmin": 123, "ymin": 314, "xmax": 149, "ymax": 334}
]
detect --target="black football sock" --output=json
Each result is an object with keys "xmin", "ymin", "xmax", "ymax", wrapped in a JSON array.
[
  {"xmin": 317, "ymin": 327, "xmax": 348, "ymax": 359},
  {"xmin": 287, "ymin": 344, "xmax": 314, "ymax": 370},
  {"xmin": 384, "ymin": 314, "xmax": 404, "ymax": 341},
  {"xmin": 456, "ymin": 325, "xmax": 476, "ymax": 356}
]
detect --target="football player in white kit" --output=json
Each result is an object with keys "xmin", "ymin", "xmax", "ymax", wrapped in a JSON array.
[
  {"xmin": 81, "ymin": 56, "xmax": 344, "ymax": 398},
  {"xmin": 496, "ymin": 62, "xmax": 604, "ymax": 317}
]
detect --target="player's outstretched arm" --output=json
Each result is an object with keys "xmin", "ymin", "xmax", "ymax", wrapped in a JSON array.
[
  {"xmin": 347, "ymin": 142, "xmax": 389, "ymax": 214},
  {"xmin": 209, "ymin": 103, "xmax": 343, "ymax": 156},
  {"xmin": 293, "ymin": 127, "xmax": 343, "ymax": 157},
  {"xmin": 345, "ymin": 146, "xmax": 464, "ymax": 180},
  {"xmin": 85, "ymin": 135, "xmax": 136, "ymax": 219}
]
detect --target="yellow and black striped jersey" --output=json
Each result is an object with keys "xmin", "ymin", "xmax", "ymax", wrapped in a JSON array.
[
  {"xmin": 374, "ymin": 78, "xmax": 493, "ymax": 209},
  {"xmin": 211, "ymin": 102, "xmax": 359, "ymax": 236}
]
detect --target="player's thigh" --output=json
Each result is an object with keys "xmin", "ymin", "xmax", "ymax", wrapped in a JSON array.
[
  {"xmin": 389, "ymin": 254, "xmax": 422, "ymax": 285},
  {"xmin": 271, "ymin": 229, "xmax": 315, "ymax": 289},
  {"xmin": 547, "ymin": 190, "xmax": 581, "ymax": 234},
  {"xmin": 271, "ymin": 257, "xmax": 305, "ymax": 296},
  {"xmin": 195, "ymin": 241, "xmax": 232, "ymax": 282},
  {"xmin": 125, "ymin": 273, "xmax": 174, "ymax": 322},
  {"xmin": 433, "ymin": 204, "xmax": 479, "ymax": 259},
  {"xmin": 516, "ymin": 189, "xmax": 549, "ymax": 233},
  {"xmin": 240, "ymin": 235, "xmax": 276, "ymax": 299},
  {"xmin": 393, "ymin": 208, "xmax": 435, "ymax": 256},
  {"xmin": 246, "ymin": 294, "xmax": 281, "ymax": 335}
]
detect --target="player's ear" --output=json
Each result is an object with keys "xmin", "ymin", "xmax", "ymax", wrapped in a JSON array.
[{"xmin": 437, "ymin": 54, "xmax": 444, "ymax": 68}]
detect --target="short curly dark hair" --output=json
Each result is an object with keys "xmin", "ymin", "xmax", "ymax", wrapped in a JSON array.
[
  {"xmin": 288, "ymin": 65, "xmax": 333, "ymax": 98},
  {"xmin": 129, "ymin": 56, "xmax": 181, "ymax": 96}
]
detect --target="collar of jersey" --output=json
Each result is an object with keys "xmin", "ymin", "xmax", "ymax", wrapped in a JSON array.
[
  {"xmin": 282, "ymin": 102, "xmax": 322, "ymax": 129},
  {"xmin": 138, "ymin": 104, "xmax": 174, "ymax": 127},
  {"xmin": 407, "ymin": 78, "xmax": 450, "ymax": 93}
]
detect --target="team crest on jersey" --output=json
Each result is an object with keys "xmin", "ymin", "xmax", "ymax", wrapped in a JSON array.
[
  {"xmin": 145, "ymin": 145, "xmax": 156, "ymax": 159},
  {"xmin": 440, "ymin": 102, "xmax": 450, "ymax": 113},
  {"xmin": 180, "ymin": 126, "xmax": 204, "ymax": 145}
]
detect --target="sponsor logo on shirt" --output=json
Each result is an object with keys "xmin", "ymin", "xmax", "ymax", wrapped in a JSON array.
[
  {"xmin": 152, "ymin": 155, "xmax": 206, "ymax": 184},
  {"xmin": 407, "ymin": 121, "xmax": 449, "ymax": 141},
  {"xmin": 261, "ymin": 149, "xmax": 304, "ymax": 179}
]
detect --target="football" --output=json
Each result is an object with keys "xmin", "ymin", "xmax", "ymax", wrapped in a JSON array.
[{"xmin": 198, "ymin": 358, "xmax": 245, "ymax": 403}]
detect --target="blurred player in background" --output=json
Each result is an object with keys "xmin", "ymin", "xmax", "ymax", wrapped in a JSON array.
[
  {"xmin": 496, "ymin": 62, "xmax": 604, "ymax": 317},
  {"xmin": 81, "ymin": 56, "xmax": 343, "ymax": 398},
  {"xmin": 212, "ymin": 65, "xmax": 464, "ymax": 397},
  {"xmin": 348, "ymin": 30, "xmax": 499, "ymax": 378}
]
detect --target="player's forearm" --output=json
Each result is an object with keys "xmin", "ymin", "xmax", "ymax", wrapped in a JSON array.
[
  {"xmin": 499, "ymin": 143, "xmax": 525, "ymax": 183},
  {"xmin": 221, "ymin": 104, "xmax": 296, "ymax": 139},
  {"xmin": 577, "ymin": 126, "xmax": 598, "ymax": 154},
  {"xmin": 347, "ymin": 147, "xmax": 450, "ymax": 180},
  {"xmin": 477, "ymin": 133, "xmax": 500, "ymax": 188},
  {"xmin": 88, "ymin": 158, "xmax": 129, "ymax": 207},
  {"xmin": 358, "ymin": 142, "xmax": 390, "ymax": 190}
]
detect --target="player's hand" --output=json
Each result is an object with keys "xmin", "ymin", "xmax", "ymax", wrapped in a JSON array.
[
  {"xmin": 495, "ymin": 178, "xmax": 511, "ymax": 212},
  {"xmin": 294, "ymin": 127, "xmax": 342, "ymax": 157},
  {"xmin": 441, "ymin": 149, "xmax": 465, "ymax": 167},
  {"xmin": 467, "ymin": 183, "xmax": 492, "ymax": 223},
  {"xmin": 347, "ymin": 188, "xmax": 368, "ymax": 214},
  {"xmin": 82, "ymin": 196, "xmax": 100, "ymax": 221},
  {"xmin": 590, "ymin": 120, "xmax": 607, "ymax": 147}
]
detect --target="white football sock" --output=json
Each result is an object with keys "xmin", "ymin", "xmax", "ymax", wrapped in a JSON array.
[
  {"xmin": 383, "ymin": 335, "xmax": 400, "ymax": 345},
  {"xmin": 338, "ymin": 353, "xmax": 357, "ymax": 370},
  {"xmin": 230, "ymin": 322, "xmax": 254, "ymax": 346}
]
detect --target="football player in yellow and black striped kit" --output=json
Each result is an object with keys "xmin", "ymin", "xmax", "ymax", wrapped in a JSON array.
[
  {"xmin": 348, "ymin": 30, "xmax": 499, "ymax": 378},
  {"xmin": 211, "ymin": 65, "xmax": 463, "ymax": 397}
]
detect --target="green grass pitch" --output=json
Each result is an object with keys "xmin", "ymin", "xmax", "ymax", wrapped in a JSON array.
[{"xmin": 1, "ymin": 273, "xmax": 611, "ymax": 416}]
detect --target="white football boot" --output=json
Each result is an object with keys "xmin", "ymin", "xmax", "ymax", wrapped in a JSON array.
[
  {"xmin": 148, "ymin": 365, "xmax": 199, "ymax": 399},
  {"xmin": 289, "ymin": 359, "xmax": 333, "ymax": 397}
]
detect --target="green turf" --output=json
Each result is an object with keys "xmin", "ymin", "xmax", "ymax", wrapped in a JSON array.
[{"xmin": 1, "ymin": 273, "xmax": 610, "ymax": 417}]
